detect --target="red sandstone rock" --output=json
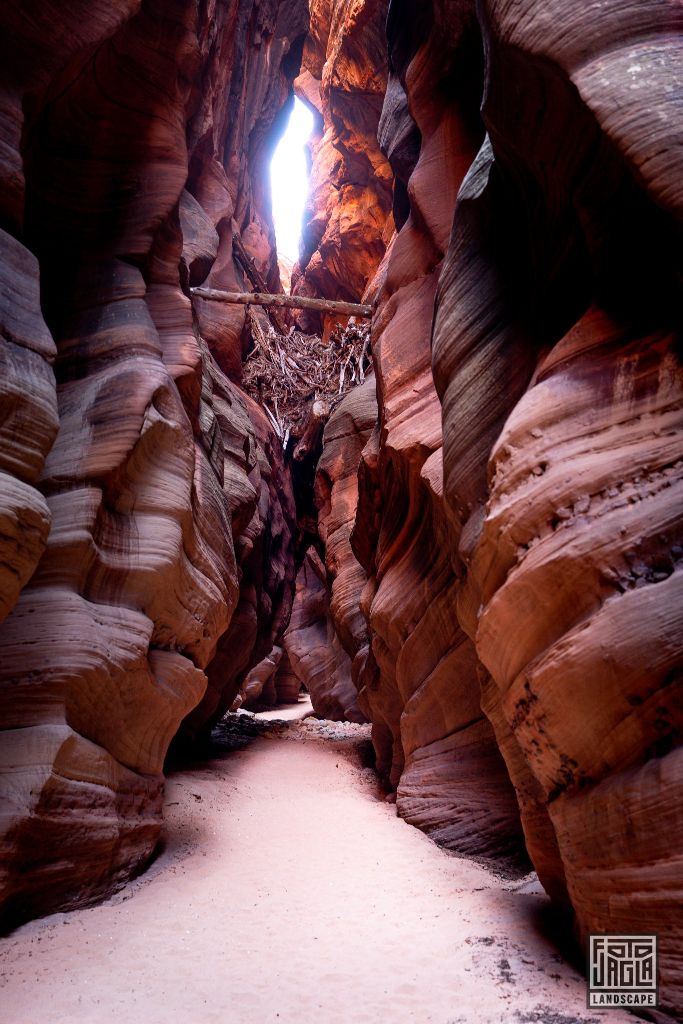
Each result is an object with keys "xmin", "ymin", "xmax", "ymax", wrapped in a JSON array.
[
  {"xmin": 428, "ymin": 0, "xmax": 683, "ymax": 1011},
  {"xmin": 0, "ymin": 0, "xmax": 304, "ymax": 925},
  {"xmin": 0, "ymin": 233, "xmax": 58, "ymax": 627},
  {"xmin": 1, "ymin": 7, "xmax": 681, "ymax": 1015},
  {"xmin": 237, "ymin": 645, "xmax": 300, "ymax": 710},
  {"xmin": 174, "ymin": 367, "xmax": 297, "ymax": 745},
  {"xmin": 241, "ymin": 646, "xmax": 284, "ymax": 709},
  {"xmin": 321, "ymin": 378, "xmax": 528, "ymax": 864},
  {"xmin": 340, "ymin": 0, "xmax": 527, "ymax": 868},
  {"xmin": 284, "ymin": 550, "xmax": 366, "ymax": 724},
  {"xmin": 273, "ymin": 649, "xmax": 303, "ymax": 705},
  {"xmin": 187, "ymin": 2, "xmax": 308, "ymax": 379},
  {"xmin": 315, "ymin": 378, "xmax": 377, "ymax": 700},
  {"xmin": 291, "ymin": 0, "xmax": 394, "ymax": 336}
]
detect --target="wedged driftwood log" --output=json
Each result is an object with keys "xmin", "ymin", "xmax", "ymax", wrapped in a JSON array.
[{"xmin": 190, "ymin": 287, "xmax": 373, "ymax": 318}]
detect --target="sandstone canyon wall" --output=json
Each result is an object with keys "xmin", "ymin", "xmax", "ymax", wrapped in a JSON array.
[
  {"xmin": 290, "ymin": 0, "xmax": 395, "ymax": 336},
  {"xmin": 306, "ymin": 0, "xmax": 682, "ymax": 1012},
  {"xmin": 315, "ymin": 379, "xmax": 376, "ymax": 709},
  {"xmin": 283, "ymin": 548, "xmax": 365, "ymax": 723},
  {"xmin": 431, "ymin": 0, "xmax": 683, "ymax": 1011},
  {"xmin": 0, "ymin": 0, "xmax": 305, "ymax": 926},
  {"xmin": 277, "ymin": 380, "xmax": 380, "ymax": 725},
  {"xmin": 344, "ymin": 1, "xmax": 530, "ymax": 868},
  {"xmin": 1, "ymin": 0, "xmax": 681, "ymax": 1013}
]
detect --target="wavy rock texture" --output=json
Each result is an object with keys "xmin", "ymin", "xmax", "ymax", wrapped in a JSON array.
[
  {"xmin": 291, "ymin": 0, "xmax": 394, "ymax": 336},
  {"xmin": 284, "ymin": 550, "xmax": 365, "ymax": 723},
  {"xmin": 237, "ymin": 646, "xmax": 300, "ymax": 709},
  {"xmin": 346, "ymin": 0, "xmax": 527, "ymax": 867},
  {"xmin": 0, "ymin": 234, "xmax": 58, "ymax": 628},
  {"xmin": 430, "ymin": 0, "xmax": 683, "ymax": 1011},
  {"xmin": 241, "ymin": 646, "xmax": 284, "ymax": 709},
  {"xmin": 190, "ymin": 0, "xmax": 308, "ymax": 378},
  {"xmin": 173, "ymin": 377, "xmax": 296, "ymax": 745},
  {"xmin": 0, "ymin": 0, "xmax": 303, "ymax": 925},
  {"xmin": 315, "ymin": 379, "xmax": 377, "ymax": 701},
  {"xmin": 282, "ymin": 257, "xmax": 384, "ymax": 730},
  {"xmin": 273, "ymin": 650, "xmax": 303, "ymax": 704}
]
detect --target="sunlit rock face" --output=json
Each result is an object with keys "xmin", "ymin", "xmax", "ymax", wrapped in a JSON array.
[
  {"xmin": 427, "ymin": 0, "xmax": 683, "ymax": 1011},
  {"xmin": 0, "ymin": 0, "xmax": 303, "ymax": 925},
  {"xmin": 340, "ymin": 0, "xmax": 528, "ymax": 869},
  {"xmin": 188, "ymin": 2, "xmax": 309, "ymax": 380},
  {"xmin": 290, "ymin": 0, "xmax": 395, "ymax": 336}
]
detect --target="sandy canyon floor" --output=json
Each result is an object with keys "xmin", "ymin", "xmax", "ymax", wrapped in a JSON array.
[{"xmin": 0, "ymin": 699, "xmax": 634, "ymax": 1024}]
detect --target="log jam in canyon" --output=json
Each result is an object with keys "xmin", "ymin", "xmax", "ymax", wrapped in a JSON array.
[{"xmin": 0, "ymin": 1, "xmax": 681, "ymax": 1022}]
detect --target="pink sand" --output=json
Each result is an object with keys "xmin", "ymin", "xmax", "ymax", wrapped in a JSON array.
[{"xmin": 0, "ymin": 702, "xmax": 632, "ymax": 1024}]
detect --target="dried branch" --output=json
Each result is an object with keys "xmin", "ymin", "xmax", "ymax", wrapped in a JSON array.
[
  {"xmin": 242, "ymin": 315, "xmax": 372, "ymax": 445},
  {"xmin": 192, "ymin": 286, "xmax": 373, "ymax": 319}
]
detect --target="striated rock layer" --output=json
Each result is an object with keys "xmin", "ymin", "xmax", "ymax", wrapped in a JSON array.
[
  {"xmin": 282, "ymin": 377, "xmax": 376, "ymax": 722},
  {"xmin": 284, "ymin": 550, "xmax": 365, "ymax": 724},
  {"xmin": 430, "ymin": 0, "xmax": 683, "ymax": 1011},
  {"xmin": 315, "ymin": 379, "xmax": 377, "ymax": 701},
  {"xmin": 324, "ymin": 0, "xmax": 682, "ymax": 1011},
  {"xmin": 240, "ymin": 646, "xmax": 284, "ymax": 710},
  {"xmin": 0, "ymin": 0, "xmax": 304, "ymax": 925},
  {"xmin": 332, "ymin": 1, "xmax": 528, "ymax": 869},
  {"xmin": 291, "ymin": 0, "xmax": 395, "ymax": 337},
  {"xmin": 309, "ymin": 7, "xmax": 682, "ymax": 1005},
  {"xmin": 2, "ymin": 5, "xmax": 681, "ymax": 1012}
]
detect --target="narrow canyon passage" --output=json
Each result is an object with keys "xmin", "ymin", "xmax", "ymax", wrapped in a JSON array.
[
  {"xmin": 0, "ymin": 0, "xmax": 681, "ymax": 1019},
  {"xmin": 1, "ymin": 706, "xmax": 632, "ymax": 1024}
]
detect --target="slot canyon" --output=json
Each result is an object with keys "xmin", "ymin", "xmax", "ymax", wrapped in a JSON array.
[{"xmin": 0, "ymin": 0, "xmax": 681, "ymax": 1021}]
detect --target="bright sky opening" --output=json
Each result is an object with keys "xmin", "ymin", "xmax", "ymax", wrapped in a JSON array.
[{"xmin": 270, "ymin": 96, "xmax": 315, "ymax": 269}]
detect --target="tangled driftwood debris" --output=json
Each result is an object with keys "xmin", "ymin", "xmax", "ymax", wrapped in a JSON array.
[{"xmin": 242, "ymin": 311, "xmax": 371, "ymax": 452}]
